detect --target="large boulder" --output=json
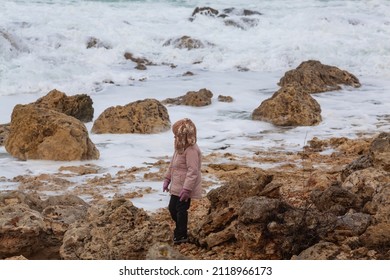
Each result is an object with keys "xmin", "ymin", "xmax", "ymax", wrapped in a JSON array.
[
  {"xmin": 278, "ymin": 60, "xmax": 361, "ymax": 93},
  {"xmin": 91, "ymin": 98, "xmax": 170, "ymax": 134},
  {"xmin": 162, "ymin": 88, "xmax": 213, "ymax": 107},
  {"xmin": 60, "ymin": 198, "xmax": 171, "ymax": 260},
  {"xmin": 0, "ymin": 191, "xmax": 89, "ymax": 259},
  {"xmin": 252, "ymin": 85, "xmax": 322, "ymax": 126},
  {"xmin": 33, "ymin": 89, "xmax": 94, "ymax": 122},
  {"xmin": 5, "ymin": 104, "xmax": 99, "ymax": 161}
]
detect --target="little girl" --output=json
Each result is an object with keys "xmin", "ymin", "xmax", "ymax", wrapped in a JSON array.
[{"xmin": 163, "ymin": 118, "xmax": 202, "ymax": 244}]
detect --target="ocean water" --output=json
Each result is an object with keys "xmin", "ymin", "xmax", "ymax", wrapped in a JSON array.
[{"xmin": 1, "ymin": 0, "xmax": 389, "ymax": 211}]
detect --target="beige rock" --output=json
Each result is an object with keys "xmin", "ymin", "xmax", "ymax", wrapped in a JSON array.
[
  {"xmin": 278, "ymin": 60, "xmax": 361, "ymax": 93},
  {"xmin": 163, "ymin": 36, "xmax": 207, "ymax": 50},
  {"xmin": 34, "ymin": 89, "xmax": 94, "ymax": 122},
  {"xmin": 162, "ymin": 88, "xmax": 213, "ymax": 107},
  {"xmin": 0, "ymin": 204, "xmax": 45, "ymax": 259},
  {"xmin": 92, "ymin": 98, "xmax": 170, "ymax": 134},
  {"xmin": 252, "ymin": 85, "xmax": 322, "ymax": 126},
  {"xmin": 5, "ymin": 104, "xmax": 99, "ymax": 161},
  {"xmin": 60, "ymin": 198, "xmax": 171, "ymax": 260}
]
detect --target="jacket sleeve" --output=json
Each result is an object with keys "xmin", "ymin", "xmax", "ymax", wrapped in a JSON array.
[
  {"xmin": 164, "ymin": 152, "xmax": 175, "ymax": 180},
  {"xmin": 183, "ymin": 147, "xmax": 200, "ymax": 191}
]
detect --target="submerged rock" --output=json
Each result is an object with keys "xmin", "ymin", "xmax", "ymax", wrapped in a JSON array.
[
  {"xmin": 91, "ymin": 98, "xmax": 171, "ymax": 134},
  {"xmin": 5, "ymin": 104, "xmax": 99, "ymax": 161},
  {"xmin": 162, "ymin": 88, "xmax": 213, "ymax": 107}
]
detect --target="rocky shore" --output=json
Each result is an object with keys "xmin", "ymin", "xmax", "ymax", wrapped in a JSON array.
[{"xmin": 1, "ymin": 60, "xmax": 389, "ymax": 260}]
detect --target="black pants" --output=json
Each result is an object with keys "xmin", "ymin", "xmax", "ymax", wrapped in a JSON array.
[{"xmin": 168, "ymin": 195, "xmax": 191, "ymax": 239}]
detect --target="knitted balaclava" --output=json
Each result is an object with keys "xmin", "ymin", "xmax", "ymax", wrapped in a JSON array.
[{"xmin": 172, "ymin": 118, "xmax": 197, "ymax": 154}]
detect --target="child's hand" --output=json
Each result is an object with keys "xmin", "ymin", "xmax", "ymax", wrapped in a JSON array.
[
  {"xmin": 163, "ymin": 178, "xmax": 171, "ymax": 192},
  {"xmin": 179, "ymin": 189, "xmax": 190, "ymax": 202}
]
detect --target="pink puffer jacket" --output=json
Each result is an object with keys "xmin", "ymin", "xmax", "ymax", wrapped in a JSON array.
[{"xmin": 165, "ymin": 144, "xmax": 202, "ymax": 199}]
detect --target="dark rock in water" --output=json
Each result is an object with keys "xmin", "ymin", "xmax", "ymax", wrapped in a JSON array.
[
  {"xmin": 86, "ymin": 36, "xmax": 111, "ymax": 49},
  {"xmin": 92, "ymin": 98, "xmax": 171, "ymax": 134},
  {"xmin": 163, "ymin": 35, "xmax": 211, "ymax": 50},
  {"xmin": 162, "ymin": 88, "xmax": 213, "ymax": 107},
  {"xmin": 190, "ymin": 6, "xmax": 262, "ymax": 29},
  {"xmin": 278, "ymin": 60, "xmax": 361, "ymax": 94},
  {"xmin": 252, "ymin": 84, "xmax": 322, "ymax": 126},
  {"xmin": 124, "ymin": 52, "xmax": 154, "ymax": 70},
  {"xmin": 5, "ymin": 104, "xmax": 99, "ymax": 161},
  {"xmin": 33, "ymin": 89, "xmax": 94, "ymax": 122}
]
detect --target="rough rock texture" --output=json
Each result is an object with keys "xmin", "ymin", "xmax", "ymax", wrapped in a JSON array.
[
  {"xmin": 163, "ymin": 36, "xmax": 211, "ymax": 50},
  {"xmin": 0, "ymin": 123, "xmax": 10, "ymax": 146},
  {"xmin": 86, "ymin": 37, "xmax": 111, "ymax": 49},
  {"xmin": 190, "ymin": 7, "xmax": 262, "ymax": 29},
  {"xmin": 278, "ymin": 60, "xmax": 361, "ymax": 93},
  {"xmin": 0, "ymin": 191, "xmax": 89, "ymax": 259},
  {"xmin": 252, "ymin": 85, "xmax": 322, "ymax": 126},
  {"xmin": 124, "ymin": 52, "xmax": 154, "ymax": 70},
  {"xmin": 162, "ymin": 88, "xmax": 213, "ymax": 107},
  {"xmin": 218, "ymin": 95, "xmax": 233, "ymax": 103},
  {"xmin": 91, "ymin": 98, "xmax": 170, "ymax": 134},
  {"xmin": 5, "ymin": 104, "xmax": 99, "ymax": 161},
  {"xmin": 60, "ymin": 198, "xmax": 171, "ymax": 260},
  {"xmin": 33, "ymin": 89, "xmax": 94, "ymax": 122}
]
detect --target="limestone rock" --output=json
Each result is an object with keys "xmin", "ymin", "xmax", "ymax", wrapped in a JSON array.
[
  {"xmin": 0, "ymin": 123, "xmax": 10, "ymax": 146},
  {"xmin": 370, "ymin": 132, "xmax": 390, "ymax": 171},
  {"xmin": 292, "ymin": 241, "xmax": 344, "ymax": 260},
  {"xmin": 252, "ymin": 85, "xmax": 322, "ymax": 126},
  {"xmin": 163, "ymin": 36, "xmax": 211, "ymax": 50},
  {"xmin": 310, "ymin": 183, "xmax": 358, "ymax": 215},
  {"xmin": 60, "ymin": 198, "xmax": 163, "ymax": 260},
  {"xmin": 5, "ymin": 104, "xmax": 99, "ymax": 161},
  {"xmin": 278, "ymin": 60, "xmax": 361, "ymax": 93},
  {"xmin": 86, "ymin": 37, "xmax": 111, "ymax": 49},
  {"xmin": 0, "ymin": 204, "xmax": 45, "ymax": 259},
  {"xmin": 124, "ymin": 52, "xmax": 154, "ymax": 70},
  {"xmin": 91, "ymin": 98, "xmax": 170, "ymax": 134},
  {"xmin": 33, "ymin": 89, "xmax": 94, "ymax": 122},
  {"xmin": 190, "ymin": 7, "xmax": 262, "ymax": 29},
  {"xmin": 146, "ymin": 242, "xmax": 189, "ymax": 260},
  {"xmin": 162, "ymin": 88, "xmax": 213, "ymax": 107},
  {"xmin": 218, "ymin": 95, "xmax": 233, "ymax": 103}
]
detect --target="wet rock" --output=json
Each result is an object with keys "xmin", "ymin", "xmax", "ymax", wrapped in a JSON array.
[
  {"xmin": 162, "ymin": 88, "xmax": 213, "ymax": 107},
  {"xmin": 5, "ymin": 104, "xmax": 99, "ymax": 161},
  {"xmin": 218, "ymin": 95, "xmax": 233, "ymax": 102},
  {"xmin": 252, "ymin": 84, "xmax": 322, "ymax": 126},
  {"xmin": 86, "ymin": 36, "xmax": 111, "ymax": 49},
  {"xmin": 124, "ymin": 52, "xmax": 154, "ymax": 70},
  {"xmin": 33, "ymin": 89, "xmax": 94, "ymax": 122},
  {"xmin": 278, "ymin": 60, "xmax": 361, "ymax": 93},
  {"xmin": 190, "ymin": 7, "xmax": 262, "ymax": 29},
  {"xmin": 163, "ymin": 35, "xmax": 210, "ymax": 50},
  {"xmin": 92, "ymin": 98, "xmax": 170, "ymax": 134}
]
